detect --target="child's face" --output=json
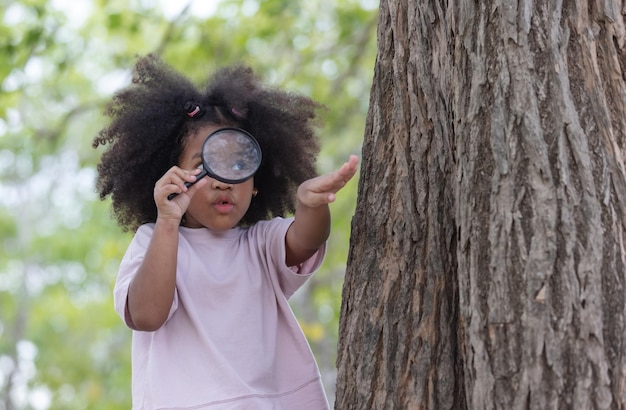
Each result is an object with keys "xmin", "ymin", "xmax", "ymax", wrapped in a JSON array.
[{"xmin": 179, "ymin": 124, "xmax": 256, "ymax": 232}]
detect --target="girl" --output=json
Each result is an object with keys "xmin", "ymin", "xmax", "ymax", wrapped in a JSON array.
[{"xmin": 93, "ymin": 54, "xmax": 358, "ymax": 409}]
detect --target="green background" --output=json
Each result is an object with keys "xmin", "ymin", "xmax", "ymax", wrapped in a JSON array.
[{"xmin": 0, "ymin": 0, "xmax": 377, "ymax": 408}]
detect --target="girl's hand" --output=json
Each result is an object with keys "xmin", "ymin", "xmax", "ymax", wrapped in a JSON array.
[
  {"xmin": 286, "ymin": 155, "xmax": 359, "ymax": 266},
  {"xmin": 297, "ymin": 155, "xmax": 359, "ymax": 208},
  {"xmin": 153, "ymin": 166, "xmax": 208, "ymax": 221}
]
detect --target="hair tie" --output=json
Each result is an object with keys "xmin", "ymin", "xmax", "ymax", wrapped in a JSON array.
[
  {"xmin": 184, "ymin": 101, "xmax": 201, "ymax": 118},
  {"xmin": 231, "ymin": 108, "xmax": 242, "ymax": 117},
  {"xmin": 187, "ymin": 105, "xmax": 200, "ymax": 117}
]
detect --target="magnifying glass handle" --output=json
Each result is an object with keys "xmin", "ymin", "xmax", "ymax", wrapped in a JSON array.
[{"xmin": 167, "ymin": 168, "xmax": 208, "ymax": 200}]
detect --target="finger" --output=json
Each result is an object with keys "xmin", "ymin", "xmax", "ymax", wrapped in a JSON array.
[
  {"xmin": 303, "ymin": 191, "xmax": 337, "ymax": 206},
  {"xmin": 327, "ymin": 158, "xmax": 358, "ymax": 191},
  {"xmin": 306, "ymin": 173, "xmax": 349, "ymax": 196},
  {"xmin": 179, "ymin": 167, "xmax": 204, "ymax": 184},
  {"xmin": 157, "ymin": 167, "xmax": 201, "ymax": 199},
  {"xmin": 184, "ymin": 175, "xmax": 208, "ymax": 195},
  {"xmin": 337, "ymin": 155, "xmax": 359, "ymax": 180},
  {"xmin": 162, "ymin": 177, "xmax": 187, "ymax": 197}
]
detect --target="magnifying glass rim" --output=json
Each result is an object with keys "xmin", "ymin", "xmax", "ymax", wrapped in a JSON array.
[{"xmin": 201, "ymin": 127, "xmax": 262, "ymax": 184}]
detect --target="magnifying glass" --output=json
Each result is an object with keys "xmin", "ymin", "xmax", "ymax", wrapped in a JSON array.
[{"xmin": 168, "ymin": 127, "xmax": 262, "ymax": 200}]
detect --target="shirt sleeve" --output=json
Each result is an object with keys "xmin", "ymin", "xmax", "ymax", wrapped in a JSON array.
[
  {"xmin": 260, "ymin": 217, "xmax": 327, "ymax": 299},
  {"xmin": 113, "ymin": 224, "xmax": 179, "ymax": 330}
]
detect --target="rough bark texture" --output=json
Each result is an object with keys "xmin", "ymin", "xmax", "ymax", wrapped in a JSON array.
[
  {"xmin": 335, "ymin": 0, "xmax": 460, "ymax": 408},
  {"xmin": 336, "ymin": 1, "xmax": 626, "ymax": 409}
]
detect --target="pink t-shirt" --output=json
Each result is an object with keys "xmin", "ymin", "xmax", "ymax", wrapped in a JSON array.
[{"xmin": 114, "ymin": 217, "xmax": 329, "ymax": 410}]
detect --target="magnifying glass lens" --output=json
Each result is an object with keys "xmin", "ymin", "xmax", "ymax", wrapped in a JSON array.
[
  {"xmin": 166, "ymin": 128, "xmax": 262, "ymax": 200},
  {"xmin": 202, "ymin": 128, "xmax": 262, "ymax": 183}
]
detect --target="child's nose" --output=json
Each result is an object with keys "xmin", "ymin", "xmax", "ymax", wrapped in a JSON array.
[{"xmin": 212, "ymin": 179, "xmax": 233, "ymax": 190}]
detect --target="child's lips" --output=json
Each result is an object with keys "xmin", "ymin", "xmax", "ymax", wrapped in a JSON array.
[
  {"xmin": 214, "ymin": 203, "xmax": 234, "ymax": 213},
  {"xmin": 213, "ymin": 197, "xmax": 234, "ymax": 213}
]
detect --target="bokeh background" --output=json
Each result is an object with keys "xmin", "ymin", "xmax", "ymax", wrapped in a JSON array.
[{"xmin": 0, "ymin": 0, "xmax": 377, "ymax": 408}]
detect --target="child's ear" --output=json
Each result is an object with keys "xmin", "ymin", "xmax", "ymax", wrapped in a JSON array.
[{"xmin": 252, "ymin": 189, "xmax": 258, "ymax": 197}]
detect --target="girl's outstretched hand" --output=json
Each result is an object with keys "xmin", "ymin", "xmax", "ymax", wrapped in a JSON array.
[
  {"xmin": 286, "ymin": 155, "xmax": 359, "ymax": 266},
  {"xmin": 297, "ymin": 155, "xmax": 359, "ymax": 207}
]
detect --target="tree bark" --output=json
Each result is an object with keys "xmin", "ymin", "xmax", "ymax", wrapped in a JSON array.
[{"xmin": 336, "ymin": 1, "xmax": 626, "ymax": 409}]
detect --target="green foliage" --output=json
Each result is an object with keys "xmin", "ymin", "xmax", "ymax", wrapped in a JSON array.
[{"xmin": 0, "ymin": 0, "xmax": 377, "ymax": 408}]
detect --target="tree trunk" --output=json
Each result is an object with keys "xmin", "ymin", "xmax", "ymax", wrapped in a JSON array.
[{"xmin": 336, "ymin": 1, "xmax": 626, "ymax": 409}]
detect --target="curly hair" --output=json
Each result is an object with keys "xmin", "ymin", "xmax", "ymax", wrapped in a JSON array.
[{"xmin": 93, "ymin": 54, "xmax": 322, "ymax": 232}]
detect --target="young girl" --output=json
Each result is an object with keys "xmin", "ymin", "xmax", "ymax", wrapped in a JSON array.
[{"xmin": 93, "ymin": 54, "xmax": 358, "ymax": 409}]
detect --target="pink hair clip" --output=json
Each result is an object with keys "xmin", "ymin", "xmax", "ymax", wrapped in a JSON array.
[
  {"xmin": 187, "ymin": 105, "xmax": 200, "ymax": 117},
  {"xmin": 231, "ymin": 108, "xmax": 242, "ymax": 117}
]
